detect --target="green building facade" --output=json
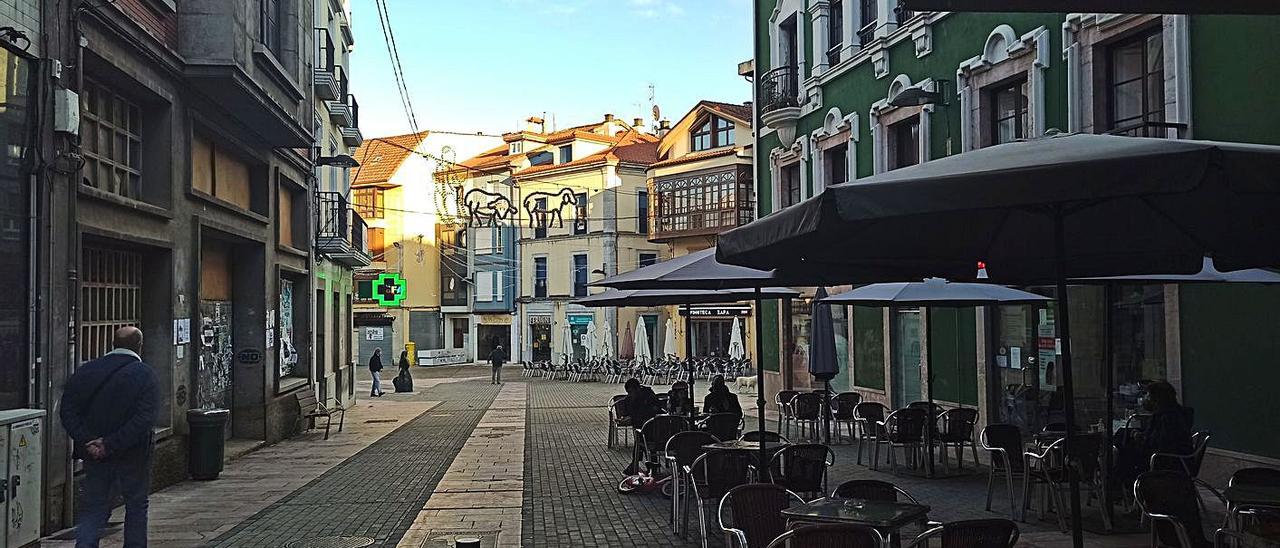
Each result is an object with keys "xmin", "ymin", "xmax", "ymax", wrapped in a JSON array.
[{"xmin": 751, "ymin": 2, "xmax": 1280, "ymax": 473}]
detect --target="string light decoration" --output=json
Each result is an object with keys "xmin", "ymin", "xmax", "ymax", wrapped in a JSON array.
[{"xmin": 434, "ymin": 145, "xmax": 466, "ymax": 226}]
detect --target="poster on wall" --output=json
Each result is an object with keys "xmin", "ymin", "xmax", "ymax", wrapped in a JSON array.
[
  {"xmin": 198, "ymin": 301, "xmax": 233, "ymax": 409},
  {"xmin": 366, "ymin": 327, "xmax": 385, "ymax": 341},
  {"xmin": 1038, "ymin": 308, "xmax": 1057, "ymax": 391},
  {"xmin": 279, "ymin": 280, "xmax": 297, "ymax": 378}
]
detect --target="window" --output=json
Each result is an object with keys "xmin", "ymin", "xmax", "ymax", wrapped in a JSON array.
[
  {"xmin": 639, "ymin": 252, "xmax": 658, "ymax": 268},
  {"xmin": 559, "ymin": 145, "xmax": 573, "ymax": 164},
  {"xmin": 534, "ymin": 198, "xmax": 547, "ymax": 239},
  {"xmin": 823, "ymin": 143, "xmax": 849, "ymax": 188},
  {"xmin": 778, "ymin": 163, "xmax": 802, "ymax": 208},
  {"xmin": 80, "ymin": 246, "xmax": 142, "ymax": 363},
  {"xmin": 828, "ymin": 0, "xmax": 844, "ymax": 65},
  {"xmin": 692, "ymin": 116, "xmax": 735, "ymax": 152},
  {"xmin": 654, "ymin": 169, "xmax": 749, "ymax": 236},
  {"xmin": 80, "ymin": 80, "xmax": 142, "ymax": 200},
  {"xmin": 277, "ymin": 182, "xmax": 306, "ymax": 248},
  {"xmin": 1108, "ymin": 29, "xmax": 1165, "ymax": 136},
  {"xmin": 986, "ymin": 77, "xmax": 1029, "ymax": 146},
  {"xmin": 637, "ymin": 190, "xmax": 649, "ymax": 234},
  {"xmin": 574, "ymin": 192, "xmax": 588, "ymax": 235},
  {"xmin": 192, "ymin": 131, "xmax": 256, "ymax": 211},
  {"xmin": 353, "ymin": 187, "xmax": 385, "ymax": 218},
  {"xmin": 572, "ymin": 254, "xmax": 588, "ymax": 297},
  {"xmin": 888, "ymin": 116, "xmax": 920, "ymax": 170},
  {"xmin": 529, "ymin": 150, "xmax": 552, "ymax": 166},
  {"xmin": 476, "ymin": 271, "xmax": 497, "ymax": 302},
  {"xmin": 367, "ymin": 227, "xmax": 385, "ymax": 258},
  {"xmin": 858, "ymin": 0, "xmax": 876, "ymax": 46},
  {"xmin": 509, "ymin": 142, "xmax": 523, "ymax": 155},
  {"xmin": 534, "ymin": 256, "xmax": 548, "ymax": 298},
  {"xmin": 475, "ymin": 226, "xmax": 500, "ymax": 254},
  {"xmin": 260, "ymin": 0, "xmax": 284, "ymax": 56}
]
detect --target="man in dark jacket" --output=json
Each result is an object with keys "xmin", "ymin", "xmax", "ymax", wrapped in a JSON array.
[
  {"xmin": 489, "ymin": 345, "xmax": 507, "ymax": 384},
  {"xmin": 368, "ymin": 348, "xmax": 384, "ymax": 397},
  {"xmin": 60, "ymin": 326, "xmax": 159, "ymax": 548}
]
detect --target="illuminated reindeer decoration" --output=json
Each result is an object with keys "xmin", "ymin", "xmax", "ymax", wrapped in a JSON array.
[{"xmin": 522, "ymin": 188, "xmax": 578, "ymax": 229}]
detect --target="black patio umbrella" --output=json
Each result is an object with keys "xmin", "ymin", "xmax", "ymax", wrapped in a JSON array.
[
  {"xmin": 593, "ymin": 247, "xmax": 796, "ymax": 468},
  {"xmin": 573, "ymin": 287, "xmax": 800, "ymax": 307},
  {"xmin": 719, "ymin": 133, "xmax": 1280, "ymax": 546},
  {"xmin": 823, "ymin": 279, "xmax": 1049, "ymax": 476},
  {"xmin": 808, "ymin": 287, "xmax": 839, "ymax": 445}
]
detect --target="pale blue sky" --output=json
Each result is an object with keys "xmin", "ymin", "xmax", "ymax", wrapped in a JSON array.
[{"xmin": 348, "ymin": 0, "xmax": 753, "ymax": 138}]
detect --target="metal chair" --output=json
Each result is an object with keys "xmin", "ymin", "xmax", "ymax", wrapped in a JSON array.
[
  {"xmin": 1021, "ymin": 434, "xmax": 1111, "ymax": 532},
  {"xmin": 637, "ymin": 415, "xmax": 690, "ymax": 474},
  {"xmin": 775, "ymin": 390, "xmax": 799, "ymax": 437},
  {"xmin": 980, "ymin": 424, "xmax": 1026, "ymax": 518},
  {"xmin": 767, "ymin": 443, "xmax": 835, "ymax": 500},
  {"xmin": 1151, "ymin": 431, "xmax": 1212, "ymax": 480},
  {"xmin": 1135, "ymin": 470, "xmax": 1240, "ymax": 548},
  {"xmin": 1227, "ymin": 468, "xmax": 1280, "ymax": 538},
  {"xmin": 831, "ymin": 392, "xmax": 862, "ymax": 444},
  {"xmin": 876, "ymin": 408, "xmax": 927, "ymax": 474},
  {"xmin": 764, "ymin": 523, "xmax": 884, "ymax": 548},
  {"xmin": 665, "ymin": 431, "xmax": 720, "ymax": 537},
  {"xmin": 701, "ymin": 413, "xmax": 743, "ymax": 442},
  {"xmin": 688, "ymin": 450, "xmax": 754, "ymax": 548},
  {"xmin": 790, "ymin": 393, "xmax": 824, "ymax": 441},
  {"xmin": 740, "ymin": 430, "xmax": 789, "ymax": 443},
  {"xmin": 854, "ymin": 401, "xmax": 887, "ymax": 466},
  {"xmin": 935, "ymin": 408, "xmax": 980, "ymax": 472},
  {"xmin": 607, "ymin": 394, "xmax": 631, "ymax": 449},
  {"xmin": 831, "ymin": 479, "xmax": 920, "ymax": 503},
  {"xmin": 907, "ymin": 519, "xmax": 1020, "ymax": 548},
  {"xmin": 718, "ymin": 483, "xmax": 805, "ymax": 548}
]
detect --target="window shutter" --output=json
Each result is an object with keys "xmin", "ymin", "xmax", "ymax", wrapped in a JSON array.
[
  {"xmin": 476, "ymin": 271, "xmax": 493, "ymax": 302},
  {"xmin": 493, "ymin": 271, "xmax": 504, "ymax": 301}
]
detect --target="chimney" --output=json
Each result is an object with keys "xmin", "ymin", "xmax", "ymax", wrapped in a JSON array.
[
  {"xmin": 657, "ymin": 119, "xmax": 672, "ymax": 138},
  {"xmin": 526, "ymin": 116, "xmax": 545, "ymax": 133},
  {"xmin": 603, "ymin": 113, "xmax": 615, "ymax": 122},
  {"xmin": 633, "ymin": 117, "xmax": 644, "ymax": 128}
]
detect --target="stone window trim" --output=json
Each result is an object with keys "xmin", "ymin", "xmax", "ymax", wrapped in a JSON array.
[
  {"xmin": 956, "ymin": 25, "xmax": 1051, "ymax": 153},
  {"xmin": 768, "ymin": 140, "xmax": 807, "ymax": 213},
  {"xmin": 808, "ymin": 107, "xmax": 860, "ymax": 194},
  {"xmin": 869, "ymin": 75, "xmax": 935, "ymax": 174},
  {"xmin": 1062, "ymin": 13, "xmax": 1191, "ymax": 138}
]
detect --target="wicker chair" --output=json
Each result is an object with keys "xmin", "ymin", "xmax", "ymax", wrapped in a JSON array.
[
  {"xmin": 764, "ymin": 523, "xmax": 884, "ymax": 548},
  {"xmin": 790, "ymin": 393, "xmax": 824, "ymax": 441},
  {"xmin": 688, "ymin": 450, "xmax": 754, "ymax": 548},
  {"xmin": 1135, "ymin": 470, "xmax": 1240, "ymax": 548},
  {"xmin": 907, "ymin": 519, "xmax": 1019, "ymax": 548},
  {"xmin": 665, "ymin": 431, "xmax": 720, "ymax": 537},
  {"xmin": 936, "ymin": 408, "xmax": 980, "ymax": 472},
  {"xmin": 718, "ymin": 483, "xmax": 805, "ymax": 548},
  {"xmin": 831, "ymin": 392, "xmax": 862, "ymax": 444},
  {"xmin": 854, "ymin": 402, "xmax": 887, "ymax": 466},
  {"xmin": 776, "ymin": 390, "xmax": 800, "ymax": 437},
  {"xmin": 767, "ymin": 443, "xmax": 835, "ymax": 500},
  {"xmin": 701, "ymin": 413, "xmax": 743, "ymax": 442},
  {"xmin": 980, "ymin": 424, "xmax": 1025, "ymax": 518},
  {"xmin": 876, "ymin": 408, "xmax": 927, "ymax": 474},
  {"xmin": 831, "ymin": 479, "xmax": 920, "ymax": 503}
]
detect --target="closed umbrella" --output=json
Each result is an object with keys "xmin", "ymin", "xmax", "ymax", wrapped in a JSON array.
[
  {"xmin": 634, "ymin": 319, "xmax": 652, "ymax": 363},
  {"xmin": 722, "ymin": 134, "xmax": 1280, "ymax": 546},
  {"xmin": 728, "ymin": 317, "xmax": 745, "ymax": 361},
  {"xmin": 663, "ymin": 318, "xmax": 678, "ymax": 359},
  {"xmin": 561, "ymin": 323, "xmax": 573, "ymax": 364},
  {"xmin": 621, "ymin": 323, "xmax": 635, "ymax": 359},
  {"xmin": 808, "ymin": 287, "xmax": 839, "ymax": 444},
  {"xmin": 584, "ymin": 321, "xmax": 597, "ymax": 361},
  {"xmin": 597, "ymin": 321, "xmax": 613, "ymax": 359}
]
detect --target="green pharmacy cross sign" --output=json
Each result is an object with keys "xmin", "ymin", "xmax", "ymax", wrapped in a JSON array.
[{"xmin": 374, "ymin": 273, "xmax": 406, "ymax": 307}]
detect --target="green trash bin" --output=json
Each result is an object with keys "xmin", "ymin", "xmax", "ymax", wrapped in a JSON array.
[{"xmin": 187, "ymin": 408, "xmax": 229, "ymax": 480}]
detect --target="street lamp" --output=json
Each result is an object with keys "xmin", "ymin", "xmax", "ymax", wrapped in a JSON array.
[
  {"xmin": 317, "ymin": 154, "xmax": 361, "ymax": 168},
  {"xmin": 890, "ymin": 79, "xmax": 952, "ymax": 155}
]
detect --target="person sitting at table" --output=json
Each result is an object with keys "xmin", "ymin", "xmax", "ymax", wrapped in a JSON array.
[
  {"xmin": 1113, "ymin": 381, "xmax": 1193, "ymax": 497},
  {"xmin": 667, "ymin": 381, "xmax": 694, "ymax": 416},
  {"xmin": 623, "ymin": 378, "xmax": 663, "ymax": 475},
  {"xmin": 703, "ymin": 375, "xmax": 743, "ymax": 418}
]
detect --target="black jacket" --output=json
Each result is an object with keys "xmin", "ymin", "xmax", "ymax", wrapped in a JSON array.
[
  {"xmin": 489, "ymin": 348, "xmax": 507, "ymax": 367},
  {"xmin": 369, "ymin": 353, "xmax": 383, "ymax": 372},
  {"xmin": 626, "ymin": 386, "xmax": 662, "ymax": 428},
  {"xmin": 1145, "ymin": 405, "xmax": 1193, "ymax": 455},
  {"xmin": 59, "ymin": 351, "xmax": 159, "ymax": 460},
  {"xmin": 398, "ymin": 352, "xmax": 411, "ymax": 370},
  {"xmin": 704, "ymin": 387, "xmax": 743, "ymax": 417}
]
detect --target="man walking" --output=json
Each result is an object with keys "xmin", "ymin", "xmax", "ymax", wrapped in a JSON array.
[
  {"xmin": 368, "ymin": 348, "xmax": 385, "ymax": 397},
  {"xmin": 60, "ymin": 326, "xmax": 159, "ymax": 548},
  {"xmin": 489, "ymin": 344, "xmax": 506, "ymax": 384}
]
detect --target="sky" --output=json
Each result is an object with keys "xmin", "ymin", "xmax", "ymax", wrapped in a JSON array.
[{"xmin": 348, "ymin": 0, "xmax": 753, "ymax": 138}]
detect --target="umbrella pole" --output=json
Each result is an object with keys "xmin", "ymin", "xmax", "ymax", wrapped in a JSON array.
[
  {"xmin": 684, "ymin": 303, "xmax": 694, "ymax": 417},
  {"xmin": 1055, "ymin": 211, "xmax": 1085, "ymax": 548},
  {"xmin": 755, "ymin": 289, "xmax": 767, "ymax": 471},
  {"xmin": 925, "ymin": 310, "xmax": 935, "ymax": 478}
]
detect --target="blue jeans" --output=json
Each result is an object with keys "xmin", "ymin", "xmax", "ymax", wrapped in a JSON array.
[
  {"xmin": 77, "ymin": 456, "xmax": 151, "ymax": 548},
  {"xmin": 371, "ymin": 370, "xmax": 383, "ymax": 395}
]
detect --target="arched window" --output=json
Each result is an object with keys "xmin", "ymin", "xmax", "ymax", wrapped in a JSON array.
[
  {"xmin": 691, "ymin": 119, "xmax": 713, "ymax": 151},
  {"xmin": 691, "ymin": 115, "xmax": 735, "ymax": 152}
]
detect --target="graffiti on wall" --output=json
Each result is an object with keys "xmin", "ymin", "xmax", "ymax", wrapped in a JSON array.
[
  {"xmin": 279, "ymin": 280, "xmax": 298, "ymax": 378},
  {"xmin": 197, "ymin": 301, "xmax": 233, "ymax": 409}
]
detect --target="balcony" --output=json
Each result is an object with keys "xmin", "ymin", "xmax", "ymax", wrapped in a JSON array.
[
  {"xmin": 758, "ymin": 65, "xmax": 801, "ymax": 146},
  {"xmin": 340, "ymin": 94, "xmax": 363, "ymax": 147},
  {"xmin": 325, "ymin": 66, "xmax": 352, "ymax": 126},
  {"xmin": 651, "ymin": 166, "xmax": 755, "ymax": 242},
  {"xmin": 314, "ymin": 28, "xmax": 340, "ymax": 101},
  {"xmin": 316, "ymin": 191, "xmax": 372, "ymax": 267}
]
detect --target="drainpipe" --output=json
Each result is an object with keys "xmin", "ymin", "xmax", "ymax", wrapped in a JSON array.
[{"xmin": 602, "ymin": 166, "xmax": 619, "ymax": 353}]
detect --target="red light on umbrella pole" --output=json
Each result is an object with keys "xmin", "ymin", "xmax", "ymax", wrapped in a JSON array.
[{"xmin": 977, "ymin": 261, "xmax": 989, "ymax": 279}]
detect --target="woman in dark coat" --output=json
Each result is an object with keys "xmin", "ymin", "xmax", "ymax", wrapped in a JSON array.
[
  {"xmin": 703, "ymin": 375, "xmax": 743, "ymax": 417},
  {"xmin": 1114, "ymin": 381, "xmax": 1193, "ymax": 494}
]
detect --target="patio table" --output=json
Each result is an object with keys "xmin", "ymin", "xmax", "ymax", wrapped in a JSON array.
[
  {"xmin": 782, "ymin": 497, "xmax": 930, "ymax": 547},
  {"xmin": 703, "ymin": 440, "xmax": 789, "ymax": 481},
  {"xmin": 1226, "ymin": 485, "xmax": 1280, "ymax": 510}
]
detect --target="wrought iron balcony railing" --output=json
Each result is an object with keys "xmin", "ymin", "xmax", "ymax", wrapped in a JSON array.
[
  {"xmin": 759, "ymin": 65, "xmax": 800, "ymax": 114},
  {"xmin": 315, "ymin": 191, "xmax": 371, "ymax": 267},
  {"xmin": 1106, "ymin": 120, "xmax": 1188, "ymax": 139}
]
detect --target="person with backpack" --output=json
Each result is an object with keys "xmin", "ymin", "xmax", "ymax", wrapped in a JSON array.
[{"xmin": 60, "ymin": 326, "xmax": 159, "ymax": 548}]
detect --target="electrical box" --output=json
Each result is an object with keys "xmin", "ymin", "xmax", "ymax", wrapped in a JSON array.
[
  {"xmin": 53, "ymin": 88, "xmax": 80, "ymax": 135},
  {"xmin": 0, "ymin": 409, "xmax": 44, "ymax": 548}
]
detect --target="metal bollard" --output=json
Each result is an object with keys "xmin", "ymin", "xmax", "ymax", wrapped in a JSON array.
[{"xmin": 455, "ymin": 538, "xmax": 482, "ymax": 548}]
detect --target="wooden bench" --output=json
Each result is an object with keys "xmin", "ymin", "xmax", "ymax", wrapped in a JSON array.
[{"xmin": 296, "ymin": 386, "xmax": 345, "ymax": 440}]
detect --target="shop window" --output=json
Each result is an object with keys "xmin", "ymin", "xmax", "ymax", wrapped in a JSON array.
[
  {"xmin": 778, "ymin": 163, "xmax": 802, "ymax": 209},
  {"xmin": 80, "ymin": 246, "xmax": 143, "ymax": 363},
  {"xmin": 1107, "ymin": 29, "xmax": 1165, "ymax": 136},
  {"xmin": 353, "ymin": 187, "xmax": 385, "ymax": 218},
  {"xmin": 278, "ymin": 277, "xmax": 303, "ymax": 379},
  {"xmin": 80, "ymin": 80, "xmax": 142, "ymax": 200},
  {"xmin": 852, "ymin": 305, "xmax": 885, "ymax": 390},
  {"xmin": 888, "ymin": 115, "xmax": 920, "ymax": 170},
  {"xmin": 986, "ymin": 77, "xmax": 1028, "ymax": 146},
  {"xmin": 572, "ymin": 254, "xmax": 588, "ymax": 297}
]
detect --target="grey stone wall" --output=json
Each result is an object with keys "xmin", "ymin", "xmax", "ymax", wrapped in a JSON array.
[{"xmin": 0, "ymin": 0, "xmax": 40, "ymax": 55}]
